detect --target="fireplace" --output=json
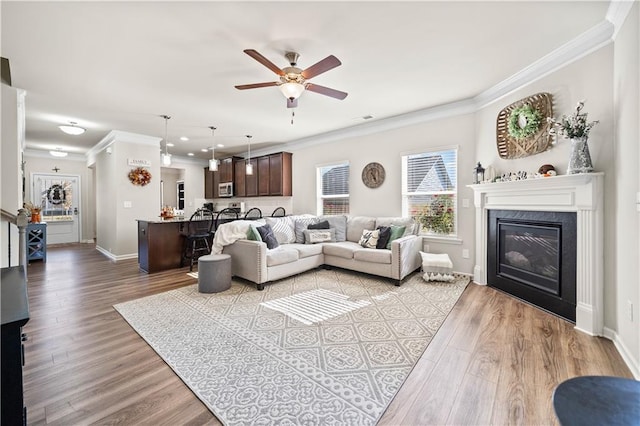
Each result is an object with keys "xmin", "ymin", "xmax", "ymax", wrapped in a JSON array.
[
  {"xmin": 468, "ymin": 173, "xmax": 603, "ymax": 335},
  {"xmin": 487, "ymin": 210, "xmax": 576, "ymax": 321}
]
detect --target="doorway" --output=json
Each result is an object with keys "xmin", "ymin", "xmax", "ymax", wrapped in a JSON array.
[{"xmin": 31, "ymin": 173, "xmax": 81, "ymax": 244}]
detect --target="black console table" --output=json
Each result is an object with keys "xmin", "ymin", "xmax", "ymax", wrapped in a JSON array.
[{"xmin": 1, "ymin": 266, "xmax": 30, "ymax": 425}]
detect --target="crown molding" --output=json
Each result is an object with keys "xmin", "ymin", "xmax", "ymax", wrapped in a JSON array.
[
  {"xmin": 86, "ymin": 130, "xmax": 161, "ymax": 167},
  {"xmin": 607, "ymin": 0, "xmax": 637, "ymax": 39},
  {"xmin": 473, "ymin": 19, "xmax": 614, "ymax": 109}
]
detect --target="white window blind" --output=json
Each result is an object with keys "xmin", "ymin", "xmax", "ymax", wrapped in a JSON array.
[
  {"xmin": 317, "ymin": 162, "xmax": 349, "ymax": 215},
  {"xmin": 402, "ymin": 148, "xmax": 457, "ymax": 235}
]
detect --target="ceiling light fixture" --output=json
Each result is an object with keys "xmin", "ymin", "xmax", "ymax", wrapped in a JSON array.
[
  {"xmin": 161, "ymin": 115, "xmax": 172, "ymax": 166},
  {"xmin": 58, "ymin": 121, "xmax": 86, "ymax": 135},
  {"xmin": 279, "ymin": 82, "xmax": 305, "ymax": 100},
  {"xmin": 245, "ymin": 135, "xmax": 253, "ymax": 175},
  {"xmin": 208, "ymin": 126, "xmax": 218, "ymax": 172},
  {"xmin": 49, "ymin": 148, "xmax": 68, "ymax": 157}
]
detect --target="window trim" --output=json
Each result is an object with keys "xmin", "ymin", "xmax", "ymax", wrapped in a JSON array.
[
  {"xmin": 316, "ymin": 160, "xmax": 350, "ymax": 216},
  {"xmin": 401, "ymin": 147, "xmax": 458, "ymax": 237}
]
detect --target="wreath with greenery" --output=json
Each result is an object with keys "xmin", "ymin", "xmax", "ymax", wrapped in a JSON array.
[
  {"xmin": 128, "ymin": 167, "xmax": 152, "ymax": 186},
  {"xmin": 507, "ymin": 104, "xmax": 543, "ymax": 140}
]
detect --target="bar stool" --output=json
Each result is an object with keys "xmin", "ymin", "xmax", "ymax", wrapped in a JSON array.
[{"xmin": 181, "ymin": 208, "xmax": 214, "ymax": 271}]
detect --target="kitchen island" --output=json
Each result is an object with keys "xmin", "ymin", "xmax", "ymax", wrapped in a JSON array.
[
  {"xmin": 137, "ymin": 214, "xmax": 239, "ymax": 273},
  {"xmin": 137, "ymin": 218, "xmax": 187, "ymax": 273}
]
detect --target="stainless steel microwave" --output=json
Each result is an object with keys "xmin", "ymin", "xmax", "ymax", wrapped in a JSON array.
[{"xmin": 219, "ymin": 182, "xmax": 233, "ymax": 197}]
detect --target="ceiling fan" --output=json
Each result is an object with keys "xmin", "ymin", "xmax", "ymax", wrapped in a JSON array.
[{"xmin": 235, "ymin": 49, "xmax": 348, "ymax": 108}]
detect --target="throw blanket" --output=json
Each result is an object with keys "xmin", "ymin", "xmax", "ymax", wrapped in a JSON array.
[{"xmin": 211, "ymin": 220, "xmax": 263, "ymax": 254}]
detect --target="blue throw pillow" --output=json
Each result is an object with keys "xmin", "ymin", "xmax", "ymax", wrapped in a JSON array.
[{"xmin": 256, "ymin": 224, "xmax": 279, "ymax": 249}]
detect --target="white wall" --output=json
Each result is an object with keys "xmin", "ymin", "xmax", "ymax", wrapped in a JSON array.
[
  {"xmin": 289, "ymin": 113, "xmax": 478, "ymax": 274},
  {"xmin": 161, "ymin": 167, "xmax": 181, "ymax": 208},
  {"xmin": 23, "ymin": 154, "xmax": 95, "ymax": 242},
  {"xmin": 1, "ymin": 85, "xmax": 25, "ymax": 267},
  {"xmin": 95, "ymin": 132, "xmax": 161, "ymax": 258},
  {"xmin": 612, "ymin": 1, "xmax": 639, "ymax": 377},
  {"xmin": 169, "ymin": 158, "xmax": 205, "ymax": 217}
]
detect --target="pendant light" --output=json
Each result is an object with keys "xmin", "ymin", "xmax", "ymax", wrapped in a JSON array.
[
  {"xmin": 208, "ymin": 126, "xmax": 218, "ymax": 171},
  {"xmin": 245, "ymin": 135, "xmax": 253, "ymax": 175},
  {"xmin": 161, "ymin": 115, "xmax": 172, "ymax": 166}
]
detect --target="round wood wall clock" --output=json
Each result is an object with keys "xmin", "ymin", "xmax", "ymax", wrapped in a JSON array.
[{"xmin": 362, "ymin": 162, "xmax": 385, "ymax": 188}]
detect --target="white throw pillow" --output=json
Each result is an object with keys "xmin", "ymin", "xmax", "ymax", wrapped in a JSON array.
[
  {"xmin": 359, "ymin": 229, "xmax": 379, "ymax": 249},
  {"xmin": 265, "ymin": 216, "xmax": 296, "ymax": 244}
]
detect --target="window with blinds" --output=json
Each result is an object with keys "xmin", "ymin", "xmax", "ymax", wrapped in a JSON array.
[
  {"xmin": 402, "ymin": 148, "xmax": 457, "ymax": 235},
  {"xmin": 317, "ymin": 162, "xmax": 350, "ymax": 215}
]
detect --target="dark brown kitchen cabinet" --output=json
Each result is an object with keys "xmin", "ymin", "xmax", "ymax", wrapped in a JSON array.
[
  {"xmin": 269, "ymin": 152, "xmax": 292, "ymax": 196},
  {"xmin": 245, "ymin": 158, "xmax": 259, "ymax": 197},
  {"xmin": 258, "ymin": 156, "xmax": 271, "ymax": 196},
  {"xmin": 204, "ymin": 168, "xmax": 214, "ymax": 198},
  {"xmin": 219, "ymin": 157, "xmax": 237, "ymax": 183},
  {"xmin": 234, "ymin": 158, "xmax": 246, "ymax": 197}
]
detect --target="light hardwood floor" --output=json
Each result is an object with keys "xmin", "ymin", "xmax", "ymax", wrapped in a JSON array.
[{"xmin": 22, "ymin": 244, "xmax": 632, "ymax": 425}]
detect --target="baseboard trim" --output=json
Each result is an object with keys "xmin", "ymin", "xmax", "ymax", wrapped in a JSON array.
[
  {"xmin": 603, "ymin": 326, "xmax": 640, "ymax": 379},
  {"xmin": 95, "ymin": 245, "xmax": 138, "ymax": 262}
]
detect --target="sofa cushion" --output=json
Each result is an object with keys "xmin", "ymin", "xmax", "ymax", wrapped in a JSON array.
[
  {"xmin": 354, "ymin": 248, "xmax": 392, "ymax": 264},
  {"xmin": 376, "ymin": 226, "xmax": 391, "ymax": 249},
  {"xmin": 304, "ymin": 228, "xmax": 336, "ymax": 244},
  {"xmin": 294, "ymin": 216, "xmax": 319, "ymax": 243},
  {"xmin": 346, "ymin": 216, "xmax": 376, "ymax": 242},
  {"xmin": 256, "ymin": 224, "xmax": 279, "ymax": 249},
  {"xmin": 265, "ymin": 216, "xmax": 296, "ymax": 244},
  {"xmin": 290, "ymin": 243, "xmax": 324, "ymax": 258},
  {"xmin": 266, "ymin": 247, "xmax": 299, "ymax": 267},
  {"xmin": 322, "ymin": 241, "xmax": 360, "ymax": 259},
  {"xmin": 375, "ymin": 216, "xmax": 418, "ymax": 237},
  {"xmin": 319, "ymin": 215, "xmax": 347, "ymax": 242},
  {"xmin": 386, "ymin": 224, "xmax": 407, "ymax": 249},
  {"xmin": 246, "ymin": 223, "xmax": 263, "ymax": 242},
  {"xmin": 359, "ymin": 229, "xmax": 379, "ymax": 248}
]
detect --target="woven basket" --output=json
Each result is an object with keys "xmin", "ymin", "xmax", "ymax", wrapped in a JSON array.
[{"xmin": 496, "ymin": 92, "xmax": 554, "ymax": 159}]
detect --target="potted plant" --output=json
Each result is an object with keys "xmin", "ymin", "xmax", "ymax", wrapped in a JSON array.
[{"xmin": 548, "ymin": 100, "xmax": 599, "ymax": 174}]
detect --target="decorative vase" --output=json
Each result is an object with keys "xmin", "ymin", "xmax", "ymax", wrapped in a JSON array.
[
  {"xmin": 31, "ymin": 212, "xmax": 41, "ymax": 223},
  {"xmin": 567, "ymin": 137, "xmax": 594, "ymax": 174}
]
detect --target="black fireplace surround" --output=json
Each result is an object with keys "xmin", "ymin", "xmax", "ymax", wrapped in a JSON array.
[{"xmin": 487, "ymin": 210, "xmax": 577, "ymax": 322}]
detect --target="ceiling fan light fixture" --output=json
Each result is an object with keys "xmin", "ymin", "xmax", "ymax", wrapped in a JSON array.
[
  {"xmin": 58, "ymin": 121, "xmax": 86, "ymax": 135},
  {"xmin": 279, "ymin": 82, "xmax": 305, "ymax": 100}
]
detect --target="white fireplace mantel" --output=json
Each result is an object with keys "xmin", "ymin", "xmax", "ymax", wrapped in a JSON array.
[{"xmin": 468, "ymin": 173, "xmax": 604, "ymax": 336}]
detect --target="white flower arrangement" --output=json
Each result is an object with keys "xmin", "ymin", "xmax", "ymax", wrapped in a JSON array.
[{"xmin": 547, "ymin": 100, "xmax": 598, "ymax": 139}]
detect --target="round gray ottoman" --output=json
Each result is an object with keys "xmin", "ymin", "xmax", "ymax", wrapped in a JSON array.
[{"xmin": 198, "ymin": 254, "xmax": 231, "ymax": 293}]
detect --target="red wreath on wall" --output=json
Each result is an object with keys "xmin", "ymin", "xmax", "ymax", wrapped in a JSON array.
[{"xmin": 128, "ymin": 167, "xmax": 152, "ymax": 186}]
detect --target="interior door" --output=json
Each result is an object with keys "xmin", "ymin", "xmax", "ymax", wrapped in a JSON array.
[{"xmin": 32, "ymin": 173, "xmax": 81, "ymax": 244}]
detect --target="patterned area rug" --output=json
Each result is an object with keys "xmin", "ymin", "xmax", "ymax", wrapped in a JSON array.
[{"xmin": 114, "ymin": 268, "xmax": 469, "ymax": 425}]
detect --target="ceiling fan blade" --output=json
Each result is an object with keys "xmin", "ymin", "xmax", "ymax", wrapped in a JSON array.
[
  {"xmin": 286, "ymin": 98, "xmax": 298, "ymax": 109},
  {"xmin": 305, "ymin": 83, "xmax": 348, "ymax": 100},
  {"xmin": 243, "ymin": 49, "xmax": 285, "ymax": 76},
  {"xmin": 301, "ymin": 55, "xmax": 341, "ymax": 79},
  {"xmin": 235, "ymin": 82, "xmax": 279, "ymax": 90}
]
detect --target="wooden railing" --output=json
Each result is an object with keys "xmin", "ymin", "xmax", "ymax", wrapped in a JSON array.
[{"xmin": 1, "ymin": 208, "xmax": 28, "ymax": 269}]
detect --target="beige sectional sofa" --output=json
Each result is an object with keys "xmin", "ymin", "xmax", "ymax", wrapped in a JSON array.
[{"xmin": 221, "ymin": 215, "xmax": 423, "ymax": 290}]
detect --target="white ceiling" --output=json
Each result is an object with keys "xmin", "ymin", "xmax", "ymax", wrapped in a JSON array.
[{"xmin": 2, "ymin": 1, "xmax": 611, "ymax": 161}]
